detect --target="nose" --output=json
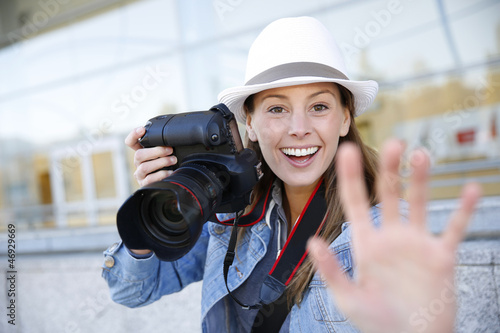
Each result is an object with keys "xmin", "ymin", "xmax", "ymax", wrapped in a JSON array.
[{"xmin": 288, "ymin": 110, "xmax": 312, "ymax": 138}]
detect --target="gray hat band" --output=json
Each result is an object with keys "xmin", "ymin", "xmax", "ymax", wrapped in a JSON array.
[{"xmin": 245, "ymin": 62, "xmax": 349, "ymax": 86}]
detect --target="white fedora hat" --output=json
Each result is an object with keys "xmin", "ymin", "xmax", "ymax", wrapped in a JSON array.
[{"xmin": 218, "ymin": 16, "xmax": 379, "ymax": 123}]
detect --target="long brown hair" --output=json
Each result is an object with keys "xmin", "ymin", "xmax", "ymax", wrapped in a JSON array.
[{"xmin": 241, "ymin": 83, "xmax": 379, "ymax": 305}]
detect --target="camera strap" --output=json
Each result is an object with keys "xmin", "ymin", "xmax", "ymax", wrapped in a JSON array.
[
  {"xmin": 215, "ymin": 183, "xmax": 274, "ymax": 227},
  {"xmin": 222, "ymin": 179, "xmax": 328, "ymax": 310}
]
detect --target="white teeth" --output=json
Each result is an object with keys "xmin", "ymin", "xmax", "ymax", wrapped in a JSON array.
[{"xmin": 281, "ymin": 147, "xmax": 319, "ymax": 157}]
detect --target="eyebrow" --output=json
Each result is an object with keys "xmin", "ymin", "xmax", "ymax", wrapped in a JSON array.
[
  {"xmin": 308, "ymin": 90, "xmax": 336, "ymax": 99},
  {"xmin": 260, "ymin": 94, "xmax": 288, "ymax": 102},
  {"xmin": 260, "ymin": 90, "xmax": 336, "ymax": 102}
]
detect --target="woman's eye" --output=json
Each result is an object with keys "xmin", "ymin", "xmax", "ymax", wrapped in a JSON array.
[
  {"xmin": 312, "ymin": 104, "xmax": 327, "ymax": 112},
  {"xmin": 269, "ymin": 106, "xmax": 285, "ymax": 113}
]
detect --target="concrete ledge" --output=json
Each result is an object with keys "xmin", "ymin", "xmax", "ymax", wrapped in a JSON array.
[
  {"xmin": 0, "ymin": 225, "xmax": 120, "ymax": 255},
  {"xmin": 427, "ymin": 196, "xmax": 500, "ymax": 238},
  {"xmin": 457, "ymin": 239, "xmax": 500, "ymax": 265}
]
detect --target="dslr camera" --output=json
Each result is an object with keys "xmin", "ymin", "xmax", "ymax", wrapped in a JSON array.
[{"xmin": 116, "ymin": 104, "xmax": 262, "ymax": 261}]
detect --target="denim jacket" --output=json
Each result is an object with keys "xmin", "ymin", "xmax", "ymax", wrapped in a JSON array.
[{"xmin": 102, "ymin": 187, "xmax": 391, "ymax": 332}]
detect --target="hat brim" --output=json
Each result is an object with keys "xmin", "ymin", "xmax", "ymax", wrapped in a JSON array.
[{"xmin": 218, "ymin": 76, "xmax": 379, "ymax": 124}]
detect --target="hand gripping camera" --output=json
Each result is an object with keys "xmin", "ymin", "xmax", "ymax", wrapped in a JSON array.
[{"xmin": 116, "ymin": 104, "xmax": 263, "ymax": 261}]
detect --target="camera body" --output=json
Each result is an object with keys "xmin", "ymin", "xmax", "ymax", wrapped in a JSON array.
[
  {"xmin": 139, "ymin": 103, "xmax": 244, "ymax": 170},
  {"xmin": 116, "ymin": 104, "xmax": 262, "ymax": 261}
]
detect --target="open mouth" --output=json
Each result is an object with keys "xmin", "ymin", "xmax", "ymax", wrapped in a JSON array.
[{"xmin": 280, "ymin": 146, "xmax": 319, "ymax": 163}]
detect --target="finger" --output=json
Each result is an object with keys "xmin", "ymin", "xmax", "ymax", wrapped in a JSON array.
[
  {"xmin": 377, "ymin": 139, "xmax": 404, "ymax": 227},
  {"xmin": 442, "ymin": 182, "xmax": 481, "ymax": 249},
  {"xmin": 408, "ymin": 149, "xmax": 430, "ymax": 229},
  {"xmin": 134, "ymin": 156, "xmax": 176, "ymax": 182},
  {"xmin": 134, "ymin": 146, "xmax": 175, "ymax": 168},
  {"xmin": 125, "ymin": 127, "xmax": 146, "ymax": 151},
  {"xmin": 337, "ymin": 143, "xmax": 372, "ymax": 238},
  {"xmin": 307, "ymin": 237, "xmax": 354, "ymax": 297},
  {"xmin": 141, "ymin": 169, "xmax": 174, "ymax": 187}
]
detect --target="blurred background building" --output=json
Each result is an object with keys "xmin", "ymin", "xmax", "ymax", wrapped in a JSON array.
[{"xmin": 0, "ymin": 0, "xmax": 499, "ymax": 332}]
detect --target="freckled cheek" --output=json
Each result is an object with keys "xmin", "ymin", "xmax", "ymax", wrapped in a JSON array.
[
  {"xmin": 255, "ymin": 131, "xmax": 278, "ymax": 153},
  {"xmin": 324, "ymin": 138, "xmax": 341, "ymax": 167},
  {"xmin": 253, "ymin": 125, "xmax": 284, "ymax": 163},
  {"xmin": 253, "ymin": 119, "xmax": 286, "ymax": 142}
]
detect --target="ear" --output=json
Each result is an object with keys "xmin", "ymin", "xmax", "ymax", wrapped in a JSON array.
[
  {"xmin": 339, "ymin": 107, "xmax": 351, "ymax": 137},
  {"xmin": 246, "ymin": 113, "xmax": 258, "ymax": 142}
]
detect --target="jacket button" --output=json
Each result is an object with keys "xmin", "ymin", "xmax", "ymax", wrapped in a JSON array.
[
  {"xmin": 104, "ymin": 255, "xmax": 115, "ymax": 268},
  {"xmin": 214, "ymin": 225, "xmax": 225, "ymax": 234}
]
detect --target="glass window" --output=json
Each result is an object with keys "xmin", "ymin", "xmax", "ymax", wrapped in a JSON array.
[
  {"xmin": 92, "ymin": 151, "xmax": 116, "ymax": 199},
  {"xmin": 449, "ymin": 1, "xmax": 500, "ymax": 65},
  {"xmin": 61, "ymin": 156, "xmax": 84, "ymax": 203}
]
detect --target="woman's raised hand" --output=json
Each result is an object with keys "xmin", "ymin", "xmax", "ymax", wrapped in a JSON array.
[
  {"xmin": 308, "ymin": 139, "xmax": 481, "ymax": 333},
  {"xmin": 125, "ymin": 126, "xmax": 177, "ymax": 187}
]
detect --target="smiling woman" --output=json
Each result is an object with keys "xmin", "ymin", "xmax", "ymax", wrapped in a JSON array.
[
  {"xmin": 104, "ymin": 17, "xmax": 382, "ymax": 332},
  {"xmin": 99, "ymin": 12, "xmax": 489, "ymax": 333}
]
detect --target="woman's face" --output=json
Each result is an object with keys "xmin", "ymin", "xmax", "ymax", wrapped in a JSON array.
[{"xmin": 246, "ymin": 82, "xmax": 351, "ymax": 190}]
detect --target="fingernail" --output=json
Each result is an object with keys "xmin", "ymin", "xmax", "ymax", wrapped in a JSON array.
[{"xmin": 135, "ymin": 127, "xmax": 144, "ymax": 134}]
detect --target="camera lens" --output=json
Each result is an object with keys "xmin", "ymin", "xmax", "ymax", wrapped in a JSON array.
[
  {"xmin": 162, "ymin": 198, "xmax": 183, "ymax": 223},
  {"xmin": 141, "ymin": 189, "xmax": 191, "ymax": 248},
  {"xmin": 132, "ymin": 163, "xmax": 225, "ymax": 260},
  {"xmin": 148, "ymin": 191, "xmax": 187, "ymax": 234}
]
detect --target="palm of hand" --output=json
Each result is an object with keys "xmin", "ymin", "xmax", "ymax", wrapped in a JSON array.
[
  {"xmin": 308, "ymin": 140, "xmax": 480, "ymax": 333},
  {"xmin": 344, "ymin": 221, "xmax": 457, "ymax": 333}
]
